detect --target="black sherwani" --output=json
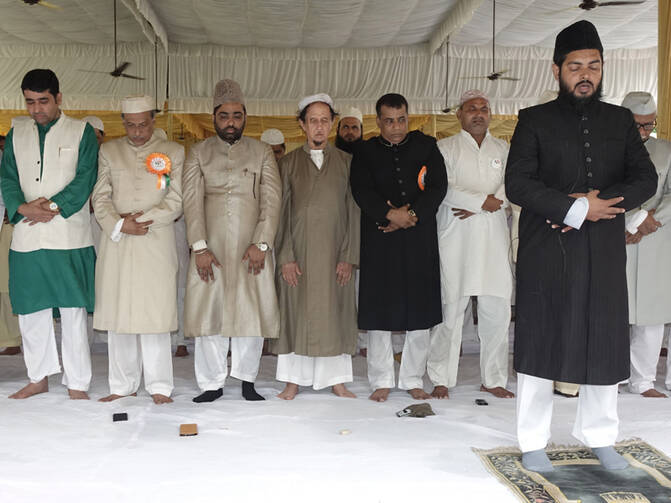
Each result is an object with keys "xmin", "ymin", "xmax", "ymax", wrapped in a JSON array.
[
  {"xmin": 505, "ymin": 96, "xmax": 657, "ymax": 385},
  {"xmin": 350, "ymin": 130, "xmax": 447, "ymax": 331}
]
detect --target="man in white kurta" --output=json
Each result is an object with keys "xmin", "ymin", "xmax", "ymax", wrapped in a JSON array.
[
  {"xmin": 622, "ymin": 92, "xmax": 671, "ymax": 398},
  {"xmin": 428, "ymin": 90, "xmax": 514, "ymax": 399},
  {"xmin": 183, "ymin": 79, "xmax": 281, "ymax": 403},
  {"xmin": 92, "ymin": 95, "xmax": 184, "ymax": 405}
]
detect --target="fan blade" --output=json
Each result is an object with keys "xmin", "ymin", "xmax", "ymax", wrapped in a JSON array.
[
  {"xmin": 120, "ymin": 74, "xmax": 145, "ymax": 81},
  {"xmin": 598, "ymin": 1, "xmax": 645, "ymax": 6},
  {"xmin": 113, "ymin": 62, "xmax": 131, "ymax": 74},
  {"xmin": 500, "ymin": 77, "xmax": 521, "ymax": 81},
  {"xmin": 459, "ymin": 76, "xmax": 488, "ymax": 79},
  {"xmin": 78, "ymin": 69, "xmax": 115, "ymax": 74},
  {"xmin": 39, "ymin": 0, "xmax": 62, "ymax": 9},
  {"xmin": 495, "ymin": 69, "xmax": 510, "ymax": 75}
]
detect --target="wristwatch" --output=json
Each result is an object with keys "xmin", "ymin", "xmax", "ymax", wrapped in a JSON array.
[
  {"xmin": 49, "ymin": 201, "xmax": 59, "ymax": 211},
  {"xmin": 408, "ymin": 209, "xmax": 416, "ymax": 217},
  {"xmin": 256, "ymin": 242, "xmax": 269, "ymax": 252}
]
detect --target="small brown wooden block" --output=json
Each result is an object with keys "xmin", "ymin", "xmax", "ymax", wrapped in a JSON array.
[{"xmin": 179, "ymin": 423, "xmax": 198, "ymax": 436}]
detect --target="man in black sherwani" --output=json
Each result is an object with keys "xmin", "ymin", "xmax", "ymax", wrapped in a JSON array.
[
  {"xmin": 506, "ymin": 20, "xmax": 657, "ymax": 472},
  {"xmin": 351, "ymin": 93, "xmax": 447, "ymax": 403}
]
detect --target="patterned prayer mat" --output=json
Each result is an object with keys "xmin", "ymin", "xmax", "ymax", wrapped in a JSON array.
[{"xmin": 474, "ymin": 439, "xmax": 671, "ymax": 502}]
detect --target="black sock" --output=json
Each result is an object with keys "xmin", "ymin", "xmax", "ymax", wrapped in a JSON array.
[
  {"xmin": 192, "ymin": 388, "xmax": 223, "ymax": 403},
  {"xmin": 242, "ymin": 381, "xmax": 265, "ymax": 401}
]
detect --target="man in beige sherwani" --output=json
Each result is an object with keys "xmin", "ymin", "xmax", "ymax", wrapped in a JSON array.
[
  {"xmin": 275, "ymin": 93, "xmax": 360, "ymax": 400},
  {"xmin": 183, "ymin": 79, "xmax": 281, "ymax": 403},
  {"xmin": 92, "ymin": 95, "xmax": 184, "ymax": 405}
]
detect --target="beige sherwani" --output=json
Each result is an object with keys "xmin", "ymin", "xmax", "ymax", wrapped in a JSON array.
[
  {"xmin": 92, "ymin": 131, "xmax": 184, "ymax": 334},
  {"xmin": 274, "ymin": 144, "xmax": 360, "ymax": 357},
  {"xmin": 183, "ymin": 135, "xmax": 281, "ymax": 339}
]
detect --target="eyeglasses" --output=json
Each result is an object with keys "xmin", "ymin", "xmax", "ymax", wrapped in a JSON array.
[{"xmin": 635, "ymin": 120, "xmax": 656, "ymax": 131}]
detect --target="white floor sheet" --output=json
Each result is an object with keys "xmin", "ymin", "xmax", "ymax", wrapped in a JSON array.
[{"xmin": 1, "ymin": 331, "xmax": 670, "ymax": 503}]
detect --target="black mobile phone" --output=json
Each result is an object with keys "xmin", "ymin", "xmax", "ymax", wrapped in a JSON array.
[
  {"xmin": 113, "ymin": 412, "xmax": 128, "ymax": 422},
  {"xmin": 475, "ymin": 399, "xmax": 488, "ymax": 406}
]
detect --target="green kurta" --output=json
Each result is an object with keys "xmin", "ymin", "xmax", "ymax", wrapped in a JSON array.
[{"xmin": 0, "ymin": 118, "xmax": 98, "ymax": 315}]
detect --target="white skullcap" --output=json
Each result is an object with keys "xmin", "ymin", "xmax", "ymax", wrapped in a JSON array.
[
  {"xmin": 621, "ymin": 92, "xmax": 656, "ymax": 115},
  {"xmin": 459, "ymin": 89, "xmax": 489, "ymax": 107},
  {"xmin": 298, "ymin": 93, "xmax": 334, "ymax": 114},
  {"xmin": 537, "ymin": 90, "xmax": 558, "ymax": 106},
  {"xmin": 83, "ymin": 116, "xmax": 104, "ymax": 132},
  {"xmin": 121, "ymin": 95, "xmax": 156, "ymax": 114},
  {"xmin": 340, "ymin": 106, "xmax": 363, "ymax": 124},
  {"xmin": 260, "ymin": 128, "xmax": 285, "ymax": 145}
]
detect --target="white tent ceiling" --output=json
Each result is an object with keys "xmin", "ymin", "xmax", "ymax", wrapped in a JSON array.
[{"xmin": 0, "ymin": 0, "xmax": 660, "ymax": 115}]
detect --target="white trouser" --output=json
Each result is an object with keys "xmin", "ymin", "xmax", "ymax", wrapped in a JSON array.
[
  {"xmin": 194, "ymin": 335, "xmax": 263, "ymax": 391},
  {"xmin": 516, "ymin": 373, "xmax": 619, "ymax": 452},
  {"xmin": 367, "ymin": 329, "xmax": 430, "ymax": 390},
  {"xmin": 18, "ymin": 307, "xmax": 91, "ymax": 391},
  {"xmin": 428, "ymin": 295, "xmax": 510, "ymax": 388},
  {"xmin": 276, "ymin": 353, "xmax": 353, "ymax": 390},
  {"xmin": 107, "ymin": 332, "xmax": 173, "ymax": 396},
  {"xmin": 629, "ymin": 324, "xmax": 665, "ymax": 394}
]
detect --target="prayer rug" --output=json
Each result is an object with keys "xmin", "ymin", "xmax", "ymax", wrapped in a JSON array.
[{"xmin": 474, "ymin": 439, "xmax": 671, "ymax": 502}]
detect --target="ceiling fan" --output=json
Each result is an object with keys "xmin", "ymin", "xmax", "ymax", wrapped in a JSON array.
[
  {"xmin": 22, "ymin": 0, "xmax": 61, "ymax": 9},
  {"xmin": 78, "ymin": 0, "xmax": 145, "ymax": 80},
  {"xmin": 420, "ymin": 39, "xmax": 458, "ymax": 114},
  {"xmin": 460, "ymin": 0, "xmax": 520, "ymax": 82},
  {"xmin": 578, "ymin": 1, "xmax": 645, "ymax": 10}
]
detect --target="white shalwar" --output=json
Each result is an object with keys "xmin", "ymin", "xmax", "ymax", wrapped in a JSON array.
[
  {"xmin": 429, "ymin": 130, "xmax": 513, "ymax": 389},
  {"xmin": 629, "ymin": 324, "xmax": 668, "ymax": 393},
  {"xmin": 276, "ymin": 353, "xmax": 352, "ymax": 390},
  {"xmin": 19, "ymin": 307, "xmax": 91, "ymax": 391},
  {"xmin": 516, "ymin": 373, "xmax": 619, "ymax": 452},
  {"xmin": 107, "ymin": 331, "xmax": 173, "ymax": 397},
  {"xmin": 194, "ymin": 335, "xmax": 263, "ymax": 391},
  {"xmin": 367, "ymin": 330, "xmax": 430, "ymax": 390}
]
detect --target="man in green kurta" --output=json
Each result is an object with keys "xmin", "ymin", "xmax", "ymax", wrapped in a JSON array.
[{"xmin": 0, "ymin": 69, "xmax": 98, "ymax": 400}]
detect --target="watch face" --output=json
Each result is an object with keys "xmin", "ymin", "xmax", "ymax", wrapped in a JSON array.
[
  {"xmin": 257, "ymin": 243, "xmax": 268, "ymax": 251},
  {"xmin": 49, "ymin": 202, "xmax": 58, "ymax": 211}
]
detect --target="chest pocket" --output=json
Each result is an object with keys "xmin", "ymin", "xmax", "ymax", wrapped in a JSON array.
[{"xmin": 239, "ymin": 167, "xmax": 260, "ymax": 199}]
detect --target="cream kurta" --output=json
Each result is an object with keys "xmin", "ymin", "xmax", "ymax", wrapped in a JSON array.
[
  {"xmin": 182, "ymin": 135, "xmax": 281, "ymax": 339},
  {"xmin": 274, "ymin": 144, "xmax": 359, "ymax": 357},
  {"xmin": 626, "ymin": 136, "xmax": 671, "ymax": 325},
  {"xmin": 92, "ymin": 131, "xmax": 184, "ymax": 334},
  {"xmin": 436, "ymin": 130, "xmax": 512, "ymax": 302}
]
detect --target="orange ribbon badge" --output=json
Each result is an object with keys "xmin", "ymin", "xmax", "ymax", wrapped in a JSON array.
[
  {"xmin": 146, "ymin": 153, "xmax": 172, "ymax": 189},
  {"xmin": 417, "ymin": 165, "xmax": 427, "ymax": 191}
]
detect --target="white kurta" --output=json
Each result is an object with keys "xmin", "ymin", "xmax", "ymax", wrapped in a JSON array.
[{"xmin": 435, "ymin": 130, "xmax": 513, "ymax": 303}]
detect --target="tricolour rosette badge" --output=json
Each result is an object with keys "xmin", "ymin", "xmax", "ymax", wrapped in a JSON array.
[
  {"xmin": 146, "ymin": 153, "xmax": 171, "ymax": 189},
  {"xmin": 417, "ymin": 165, "xmax": 427, "ymax": 191}
]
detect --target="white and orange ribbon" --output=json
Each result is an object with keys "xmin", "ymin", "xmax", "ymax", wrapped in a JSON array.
[
  {"xmin": 417, "ymin": 165, "xmax": 427, "ymax": 191},
  {"xmin": 146, "ymin": 152, "xmax": 171, "ymax": 189}
]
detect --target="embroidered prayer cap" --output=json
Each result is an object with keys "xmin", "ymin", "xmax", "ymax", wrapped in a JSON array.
[
  {"xmin": 83, "ymin": 116, "xmax": 104, "ymax": 132},
  {"xmin": 459, "ymin": 89, "xmax": 489, "ymax": 108},
  {"xmin": 260, "ymin": 128, "xmax": 285, "ymax": 145},
  {"xmin": 121, "ymin": 95, "xmax": 156, "ymax": 114},
  {"xmin": 536, "ymin": 90, "xmax": 558, "ymax": 106},
  {"xmin": 621, "ymin": 92, "xmax": 656, "ymax": 115},
  {"xmin": 340, "ymin": 106, "xmax": 363, "ymax": 124},
  {"xmin": 553, "ymin": 20, "xmax": 603, "ymax": 66},
  {"xmin": 213, "ymin": 79, "xmax": 245, "ymax": 109},
  {"xmin": 298, "ymin": 93, "xmax": 334, "ymax": 114}
]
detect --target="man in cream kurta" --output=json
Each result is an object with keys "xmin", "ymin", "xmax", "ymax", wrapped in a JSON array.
[
  {"xmin": 93, "ymin": 95, "xmax": 184, "ymax": 405},
  {"xmin": 1, "ymin": 69, "xmax": 98, "ymax": 400},
  {"xmin": 428, "ymin": 90, "xmax": 514, "ymax": 400},
  {"xmin": 275, "ymin": 93, "xmax": 360, "ymax": 400},
  {"xmin": 622, "ymin": 92, "xmax": 671, "ymax": 397},
  {"xmin": 183, "ymin": 79, "xmax": 281, "ymax": 403}
]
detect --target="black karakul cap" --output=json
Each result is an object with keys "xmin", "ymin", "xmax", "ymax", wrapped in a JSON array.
[{"xmin": 553, "ymin": 20, "xmax": 603, "ymax": 66}]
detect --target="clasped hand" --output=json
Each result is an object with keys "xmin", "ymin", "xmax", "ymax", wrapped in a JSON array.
[
  {"xmin": 18, "ymin": 197, "xmax": 59, "ymax": 226},
  {"xmin": 548, "ymin": 190, "xmax": 624, "ymax": 233},
  {"xmin": 378, "ymin": 201, "xmax": 417, "ymax": 233}
]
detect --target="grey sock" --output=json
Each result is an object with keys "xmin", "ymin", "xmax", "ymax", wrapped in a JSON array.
[
  {"xmin": 522, "ymin": 449, "xmax": 555, "ymax": 472},
  {"xmin": 592, "ymin": 446, "xmax": 629, "ymax": 470}
]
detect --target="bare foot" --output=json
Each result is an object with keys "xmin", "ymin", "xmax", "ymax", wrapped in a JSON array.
[
  {"xmin": 641, "ymin": 388, "xmax": 668, "ymax": 398},
  {"xmin": 481, "ymin": 385, "xmax": 515, "ymax": 398},
  {"xmin": 68, "ymin": 389, "xmax": 90, "ymax": 400},
  {"xmin": 152, "ymin": 394, "xmax": 173, "ymax": 404},
  {"xmin": 431, "ymin": 385, "xmax": 449, "ymax": 399},
  {"xmin": 332, "ymin": 383, "xmax": 356, "ymax": 398},
  {"xmin": 9, "ymin": 378, "xmax": 48, "ymax": 399},
  {"xmin": 408, "ymin": 388, "xmax": 431, "ymax": 400},
  {"xmin": 98, "ymin": 392, "xmax": 137, "ymax": 402},
  {"xmin": 369, "ymin": 388, "xmax": 390, "ymax": 402},
  {"xmin": 174, "ymin": 345, "xmax": 189, "ymax": 357},
  {"xmin": 278, "ymin": 383, "xmax": 299, "ymax": 400},
  {"xmin": 0, "ymin": 346, "xmax": 21, "ymax": 355}
]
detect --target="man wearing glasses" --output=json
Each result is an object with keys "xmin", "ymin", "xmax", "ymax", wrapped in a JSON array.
[{"xmin": 622, "ymin": 91, "xmax": 671, "ymax": 398}]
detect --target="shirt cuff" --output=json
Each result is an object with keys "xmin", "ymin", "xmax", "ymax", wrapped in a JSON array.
[
  {"xmin": 110, "ymin": 218, "xmax": 124, "ymax": 242},
  {"xmin": 626, "ymin": 209, "xmax": 648, "ymax": 234},
  {"xmin": 563, "ymin": 197, "xmax": 588, "ymax": 230},
  {"xmin": 192, "ymin": 239, "xmax": 208, "ymax": 251}
]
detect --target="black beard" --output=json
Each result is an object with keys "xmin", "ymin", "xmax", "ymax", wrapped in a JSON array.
[
  {"xmin": 558, "ymin": 74, "xmax": 603, "ymax": 112},
  {"xmin": 335, "ymin": 135, "xmax": 363, "ymax": 154},
  {"xmin": 214, "ymin": 123, "xmax": 244, "ymax": 144}
]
